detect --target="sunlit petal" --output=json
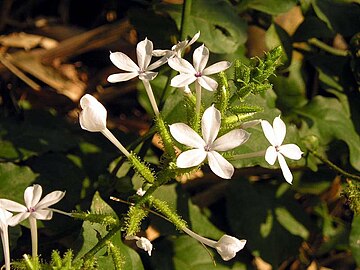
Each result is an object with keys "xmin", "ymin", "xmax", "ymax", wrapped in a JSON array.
[
  {"xmin": 261, "ymin": 120, "xmax": 276, "ymax": 146},
  {"xmin": 273, "ymin": 116, "xmax": 286, "ymax": 146},
  {"xmin": 279, "ymin": 144, "xmax": 303, "ymax": 160},
  {"xmin": 176, "ymin": 149, "xmax": 207, "ymax": 168},
  {"xmin": 188, "ymin": 31, "xmax": 200, "ymax": 46},
  {"xmin": 212, "ymin": 129, "xmax": 250, "ymax": 151},
  {"xmin": 32, "ymin": 209, "xmax": 53, "ymax": 220},
  {"xmin": 24, "ymin": 184, "xmax": 42, "ymax": 208},
  {"xmin": 109, "ymin": 52, "xmax": 138, "ymax": 72},
  {"xmin": 35, "ymin": 191, "xmax": 65, "ymax": 210},
  {"xmin": 79, "ymin": 95, "xmax": 107, "ymax": 132},
  {"xmin": 215, "ymin": 235, "xmax": 246, "ymax": 261},
  {"xmin": 139, "ymin": 71, "xmax": 158, "ymax": 81},
  {"xmin": 107, "ymin": 72, "xmax": 138, "ymax": 83},
  {"xmin": 136, "ymin": 38, "xmax": 153, "ymax": 70},
  {"xmin": 203, "ymin": 61, "xmax": 231, "ymax": 75},
  {"xmin": 278, "ymin": 153, "xmax": 293, "ymax": 184},
  {"xmin": 8, "ymin": 212, "xmax": 30, "ymax": 226},
  {"xmin": 170, "ymin": 73, "xmax": 196, "ymax": 88},
  {"xmin": 201, "ymin": 105, "xmax": 221, "ymax": 145},
  {"xmin": 168, "ymin": 57, "xmax": 196, "ymax": 74},
  {"xmin": 264, "ymin": 146, "xmax": 277, "ymax": 165},
  {"xmin": 198, "ymin": 76, "xmax": 218, "ymax": 91},
  {"xmin": 0, "ymin": 199, "xmax": 27, "ymax": 212},
  {"xmin": 207, "ymin": 151, "xmax": 234, "ymax": 179},
  {"xmin": 169, "ymin": 123, "xmax": 205, "ymax": 148},
  {"xmin": 193, "ymin": 44, "xmax": 209, "ymax": 72}
]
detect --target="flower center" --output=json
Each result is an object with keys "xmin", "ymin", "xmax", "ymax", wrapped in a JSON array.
[
  {"xmin": 28, "ymin": 207, "xmax": 36, "ymax": 213},
  {"xmin": 275, "ymin": 145, "xmax": 280, "ymax": 152},
  {"xmin": 204, "ymin": 145, "xmax": 211, "ymax": 152},
  {"xmin": 195, "ymin": 72, "xmax": 202, "ymax": 77}
]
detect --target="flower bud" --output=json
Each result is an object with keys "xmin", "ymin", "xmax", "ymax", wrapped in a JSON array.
[
  {"xmin": 79, "ymin": 94, "xmax": 107, "ymax": 132},
  {"xmin": 214, "ymin": 235, "xmax": 246, "ymax": 261},
  {"xmin": 126, "ymin": 235, "xmax": 153, "ymax": 256}
]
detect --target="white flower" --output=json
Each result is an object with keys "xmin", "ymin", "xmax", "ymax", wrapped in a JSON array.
[
  {"xmin": 170, "ymin": 105, "xmax": 250, "ymax": 179},
  {"xmin": 107, "ymin": 38, "xmax": 160, "ymax": 83},
  {"xmin": 126, "ymin": 236, "xmax": 153, "ymax": 256},
  {"xmin": 136, "ymin": 188, "xmax": 146, "ymax": 197},
  {"xmin": 79, "ymin": 94, "xmax": 107, "ymax": 132},
  {"xmin": 0, "ymin": 208, "xmax": 13, "ymax": 270},
  {"xmin": 182, "ymin": 227, "xmax": 246, "ymax": 261},
  {"xmin": 214, "ymin": 235, "xmax": 247, "ymax": 261},
  {"xmin": 0, "ymin": 184, "xmax": 65, "ymax": 226},
  {"xmin": 152, "ymin": 31, "xmax": 200, "ymax": 63},
  {"xmin": 168, "ymin": 44, "xmax": 231, "ymax": 91},
  {"xmin": 261, "ymin": 116, "xmax": 303, "ymax": 184}
]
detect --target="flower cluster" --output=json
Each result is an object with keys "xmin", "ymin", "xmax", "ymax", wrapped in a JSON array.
[
  {"xmin": 0, "ymin": 184, "xmax": 65, "ymax": 269},
  {"xmin": 77, "ymin": 32, "xmax": 303, "ymax": 262}
]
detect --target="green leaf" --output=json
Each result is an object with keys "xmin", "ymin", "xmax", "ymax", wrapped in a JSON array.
[
  {"xmin": 226, "ymin": 180, "xmax": 312, "ymax": 267},
  {"xmin": 265, "ymin": 23, "xmax": 292, "ymax": 66},
  {"xmin": 350, "ymin": 215, "xmax": 360, "ymax": 266},
  {"xmin": 152, "ymin": 184, "xmax": 224, "ymax": 239},
  {"xmin": 0, "ymin": 163, "xmax": 38, "ymax": 202},
  {"xmin": 293, "ymin": 16, "xmax": 335, "ymax": 42},
  {"xmin": 312, "ymin": 0, "xmax": 360, "ymax": 37},
  {"xmin": 0, "ymin": 110, "xmax": 77, "ymax": 161},
  {"xmin": 237, "ymin": 0, "xmax": 297, "ymax": 15},
  {"xmin": 74, "ymin": 192, "xmax": 144, "ymax": 270},
  {"xmin": 157, "ymin": 0, "xmax": 247, "ymax": 53},
  {"xmin": 297, "ymin": 96, "xmax": 360, "ymax": 171}
]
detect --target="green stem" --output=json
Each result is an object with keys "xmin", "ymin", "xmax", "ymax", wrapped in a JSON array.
[
  {"xmin": 81, "ymin": 225, "xmax": 122, "ymax": 263},
  {"xmin": 308, "ymin": 148, "xmax": 360, "ymax": 181},
  {"xmin": 29, "ymin": 216, "xmax": 38, "ymax": 258},
  {"xmin": 193, "ymin": 81, "xmax": 202, "ymax": 132},
  {"xmin": 180, "ymin": 0, "xmax": 192, "ymax": 41},
  {"xmin": 308, "ymin": 38, "xmax": 349, "ymax": 57}
]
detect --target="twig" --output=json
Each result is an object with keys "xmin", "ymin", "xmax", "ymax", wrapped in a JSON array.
[{"xmin": 308, "ymin": 38, "xmax": 349, "ymax": 57}]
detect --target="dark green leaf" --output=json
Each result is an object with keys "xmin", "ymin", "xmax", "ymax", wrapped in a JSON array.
[
  {"xmin": 350, "ymin": 215, "xmax": 360, "ymax": 266},
  {"xmin": 237, "ymin": 0, "xmax": 297, "ymax": 15}
]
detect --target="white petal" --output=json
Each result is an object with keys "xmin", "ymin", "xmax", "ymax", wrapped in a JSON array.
[
  {"xmin": 261, "ymin": 120, "xmax": 276, "ymax": 146},
  {"xmin": 278, "ymin": 153, "xmax": 293, "ymax": 184},
  {"xmin": 35, "ymin": 191, "xmax": 65, "ymax": 210},
  {"xmin": 0, "ymin": 199, "xmax": 27, "ymax": 212},
  {"xmin": 8, "ymin": 212, "xmax": 30, "ymax": 226},
  {"xmin": 193, "ymin": 44, "xmax": 209, "ymax": 72},
  {"xmin": 201, "ymin": 105, "xmax": 221, "ymax": 145},
  {"xmin": 107, "ymin": 72, "xmax": 138, "ymax": 83},
  {"xmin": 197, "ymin": 76, "xmax": 218, "ymax": 91},
  {"xmin": 135, "ymin": 237, "xmax": 153, "ymax": 256},
  {"xmin": 264, "ymin": 146, "xmax": 277, "ymax": 165},
  {"xmin": 0, "ymin": 208, "xmax": 13, "ymax": 225},
  {"xmin": 207, "ymin": 151, "xmax": 234, "ymax": 179},
  {"xmin": 170, "ymin": 73, "xmax": 196, "ymax": 88},
  {"xmin": 168, "ymin": 57, "xmax": 196, "ymax": 74},
  {"xmin": 273, "ymin": 116, "xmax": 286, "ymax": 146},
  {"xmin": 188, "ymin": 31, "xmax": 200, "ymax": 47},
  {"xmin": 169, "ymin": 123, "xmax": 205, "ymax": 148},
  {"xmin": 203, "ymin": 61, "xmax": 231, "ymax": 75},
  {"xmin": 215, "ymin": 235, "xmax": 246, "ymax": 261},
  {"xmin": 79, "ymin": 95, "xmax": 107, "ymax": 132},
  {"xmin": 136, "ymin": 38, "xmax": 153, "ymax": 70},
  {"xmin": 176, "ymin": 149, "xmax": 207, "ymax": 168},
  {"xmin": 24, "ymin": 184, "xmax": 42, "ymax": 208},
  {"xmin": 212, "ymin": 129, "xmax": 250, "ymax": 151},
  {"xmin": 152, "ymin": 49, "xmax": 168, "ymax": 57},
  {"xmin": 32, "ymin": 209, "xmax": 53, "ymax": 220},
  {"xmin": 279, "ymin": 144, "xmax": 303, "ymax": 160},
  {"xmin": 109, "ymin": 52, "xmax": 138, "ymax": 72},
  {"xmin": 148, "ymin": 57, "xmax": 169, "ymax": 70},
  {"xmin": 138, "ymin": 71, "xmax": 158, "ymax": 81}
]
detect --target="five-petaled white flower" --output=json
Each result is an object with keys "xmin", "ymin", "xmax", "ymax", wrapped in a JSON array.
[
  {"xmin": 261, "ymin": 116, "xmax": 303, "ymax": 184},
  {"xmin": 0, "ymin": 207, "xmax": 13, "ymax": 270},
  {"xmin": 152, "ymin": 31, "xmax": 200, "ymax": 65},
  {"xmin": 0, "ymin": 184, "xmax": 65, "ymax": 226},
  {"xmin": 168, "ymin": 44, "xmax": 231, "ymax": 91},
  {"xmin": 107, "ymin": 38, "xmax": 161, "ymax": 83},
  {"xmin": 170, "ymin": 105, "xmax": 250, "ymax": 179},
  {"xmin": 126, "ymin": 235, "xmax": 153, "ymax": 256},
  {"xmin": 214, "ymin": 235, "xmax": 247, "ymax": 261},
  {"xmin": 79, "ymin": 94, "xmax": 107, "ymax": 132}
]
